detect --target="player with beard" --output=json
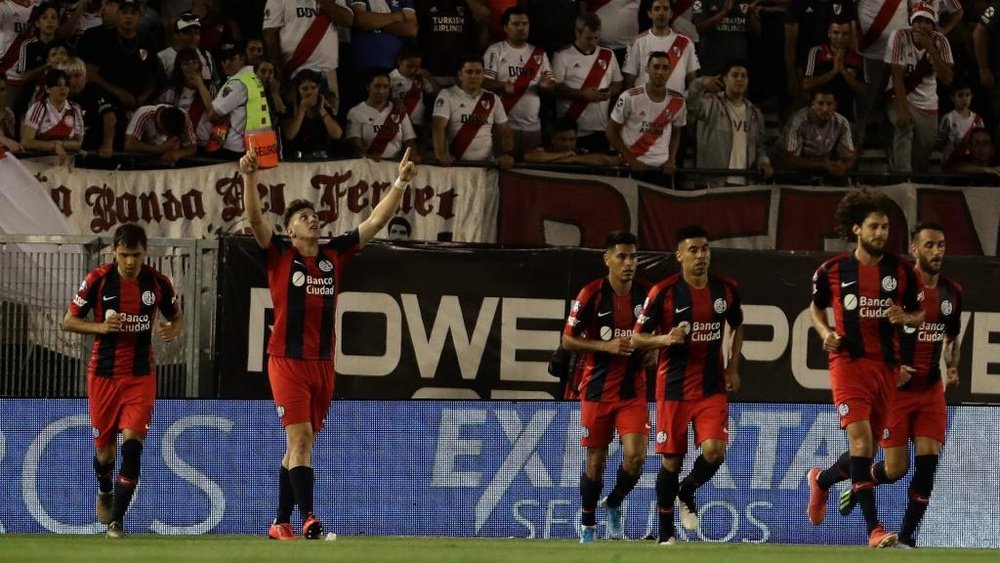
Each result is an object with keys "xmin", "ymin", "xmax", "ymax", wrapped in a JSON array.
[
  {"xmin": 562, "ymin": 231, "xmax": 651, "ymax": 543},
  {"xmin": 805, "ymin": 188, "xmax": 924, "ymax": 548},
  {"xmin": 838, "ymin": 221, "xmax": 962, "ymax": 548}
]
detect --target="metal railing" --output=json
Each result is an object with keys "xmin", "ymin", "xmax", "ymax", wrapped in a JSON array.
[{"xmin": 0, "ymin": 235, "xmax": 217, "ymax": 398}]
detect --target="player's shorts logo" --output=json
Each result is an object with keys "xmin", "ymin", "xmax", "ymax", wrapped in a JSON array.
[
  {"xmin": 92, "ymin": 426, "xmax": 100, "ymax": 438},
  {"xmin": 941, "ymin": 299, "xmax": 952, "ymax": 316},
  {"xmin": 656, "ymin": 431, "xmax": 668, "ymax": 444},
  {"xmin": 582, "ymin": 426, "xmax": 590, "ymax": 438},
  {"xmin": 276, "ymin": 405, "xmax": 285, "ymax": 418},
  {"xmin": 883, "ymin": 428, "xmax": 890, "ymax": 439},
  {"xmin": 713, "ymin": 298, "xmax": 727, "ymax": 314},
  {"xmin": 141, "ymin": 290, "xmax": 155, "ymax": 306},
  {"xmin": 881, "ymin": 275, "xmax": 897, "ymax": 292},
  {"xmin": 634, "ymin": 304, "xmax": 644, "ymax": 318},
  {"xmin": 599, "ymin": 326, "xmax": 613, "ymax": 340},
  {"xmin": 838, "ymin": 403, "xmax": 849, "ymax": 416},
  {"xmin": 318, "ymin": 259, "xmax": 333, "ymax": 273},
  {"xmin": 291, "ymin": 271, "xmax": 306, "ymax": 287},
  {"xmin": 843, "ymin": 294, "xmax": 858, "ymax": 311}
]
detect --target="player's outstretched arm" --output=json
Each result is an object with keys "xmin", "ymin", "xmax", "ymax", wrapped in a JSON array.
[
  {"xmin": 240, "ymin": 149, "xmax": 273, "ymax": 249},
  {"xmin": 358, "ymin": 147, "xmax": 416, "ymax": 247}
]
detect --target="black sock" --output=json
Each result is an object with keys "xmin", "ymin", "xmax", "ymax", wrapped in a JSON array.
[
  {"xmin": 817, "ymin": 451, "xmax": 851, "ymax": 490},
  {"xmin": 850, "ymin": 455, "xmax": 879, "ymax": 532},
  {"xmin": 112, "ymin": 439, "xmax": 143, "ymax": 522},
  {"xmin": 899, "ymin": 454, "xmax": 938, "ymax": 542},
  {"xmin": 289, "ymin": 466, "xmax": 315, "ymax": 520},
  {"xmin": 276, "ymin": 466, "xmax": 295, "ymax": 524},
  {"xmin": 870, "ymin": 461, "xmax": 901, "ymax": 485},
  {"xmin": 580, "ymin": 472, "xmax": 601, "ymax": 526},
  {"xmin": 680, "ymin": 454, "xmax": 721, "ymax": 498},
  {"xmin": 655, "ymin": 465, "xmax": 679, "ymax": 541},
  {"xmin": 605, "ymin": 465, "xmax": 641, "ymax": 509},
  {"xmin": 93, "ymin": 457, "xmax": 114, "ymax": 493}
]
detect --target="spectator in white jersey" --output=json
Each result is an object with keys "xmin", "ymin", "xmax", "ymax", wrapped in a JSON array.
[
  {"xmin": 432, "ymin": 55, "xmax": 514, "ymax": 168},
  {"xmin": 21, "ymin": 69, "xmax": 84, "ymax": 165},
  {"xmin": 553, "ymin": 13, "xmax": 623, "ymax": 155},
  {"xmin": 607, "ymin": 50, "xmax": 687, "ymax": 175},
  {"xmin": 885, "ymin": 3, "xmax": 954, "ymax": 173},
  {"xmin": 781, "ymin": 88, "xmax": 856, "ymax": 176},
  {"xmin": 623, "ymin": 0, "xmax": 700, "ymax": 94},
  {"xmin": 347, "ymin": 72, "xmax": 418, "ymax": 161},
  {"xmin": 482, "ymin": 7, "xmax": 555, "ymax": 159},
  {"xmin": 124, "ymin": 104, "xmax": 197, "ymax": 165},
  {"xmin": 157, "ymin": 12, "xmax": 217, "ymax": 86},
  {"xmin": 686, "ymin": 60, "xmax": 772, "ymax": 186}
]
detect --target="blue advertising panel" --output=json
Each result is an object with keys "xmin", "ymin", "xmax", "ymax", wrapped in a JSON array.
[{"xmin": 0, "ymin": 400, "xmax": 997, "ymax": 547}]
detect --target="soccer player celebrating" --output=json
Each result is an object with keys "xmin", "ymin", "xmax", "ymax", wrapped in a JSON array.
[
  {"xmin": 240, "ymin": 146, "xmax": 416, "ymax": 540},
  {"xmin": 562, "ymin": 231, "xmax": 651, "ymax": 543},
  {"xmin": 806, "ymin": 188, "xmax": 924, "ymax": 548},
  {"xmin": 838, "ymin": 221, "xmax": 962, "ymax": 548},
  {"xmin": 632, "ymin": 225, "xmax": 744, "ymax": 545},
  {"xmin": 63, "ymin": 224, "xmax": 183, "ymax": 538}
]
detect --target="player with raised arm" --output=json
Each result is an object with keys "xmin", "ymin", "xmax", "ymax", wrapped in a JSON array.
[{"xmin": 240, "ymin": 147, "xmax": 416, "ymax": 540}]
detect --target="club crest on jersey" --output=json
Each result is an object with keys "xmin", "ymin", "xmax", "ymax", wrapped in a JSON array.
[
  {"xmin": 881, "ymin": 275, "xmax": 897, "ymax": 292},
  {"xmin": 142, "ymin": 290, "xmax": 155, "ymax": 306},
  {"xmin": 598, "ymin": 58, "xmax": 607, "ymax": 69},
  {"xmin": 941, "ymin": 299, "xmax": 953, "ymax": 316},
  {"xmin": 713, "ymin": 298, "xmax": 727, "ymax": 314},
  {"xmin": 843, "ymin": 294, "xmax": 858, "ymax": 311},
  {"xmin": 634, "ymin": 304, "xmax": 644, "ymax": 318},
  {"xmin": 318, "ymin": 259, "xmax": 333, "ymax": 273},
  {"xmin": 481, "ymin": 98, "xmax": 492, "ymax": 109},
  {"xmin": 65, "ymin": 115, "xmax": 75, "ymax": 128},
  {"xmin": 656, "ymin": 431, "xmax": 668, "ymax": 444}
]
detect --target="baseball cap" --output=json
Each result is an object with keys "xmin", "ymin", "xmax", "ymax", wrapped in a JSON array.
[
  {"xmin": 909, "ymin": 3, "xmax": 937, "ymax": 24},
  {"xmin": 218, "ymin": 42, "xmax": 244, "ymax": 60},
  {"xmin": 176, "ymin": 12, "xmax": 201, "ymax": 32}
]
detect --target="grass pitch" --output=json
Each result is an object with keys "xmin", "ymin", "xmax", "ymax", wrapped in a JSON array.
[{"xmin": 3, "ymin": 535, "xmax": 996, "ymax": 563}]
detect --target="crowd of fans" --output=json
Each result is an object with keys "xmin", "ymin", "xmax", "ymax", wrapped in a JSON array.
[{"xmin": 0, "ymin": 0, "xmax": 999, "ymax": 184}]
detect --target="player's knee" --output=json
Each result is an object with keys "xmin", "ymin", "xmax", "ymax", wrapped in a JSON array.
[
  {"xmin": 623, "ymin": 453, "xmax": 645, "ymax": 474},
  {"xmin": 884, "ymin": 459, "xmax": 909, "ymax": 481},
  {"xmin": 119, "ymin": 439, "xmax": 143, "ymax": 480}
]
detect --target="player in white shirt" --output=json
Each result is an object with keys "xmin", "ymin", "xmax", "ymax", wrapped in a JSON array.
[
  {"xmin": 432, "ymin": 56, "xmax": 514, "ymax": 168},
  {"xmin": 885, "ymin": 4, "xmax": 954, "ymax": 173},
  {"xmin": 263, "ymin": 0, "xmax": 353, "ymax": 111},
  {"xmin": 482, "ymin": 7, "xmax": 554, "ymax": 155},
  {"xmin": 608, "ymin": 50, "xmax": 687, "ymax": 172},
  {"xmin": 623, "ymin": 0, "xmax": 699, "ymax": 94},
  {"xmin": 347, "ymin": 73, "xmax": 417, "ymax": 161},
  {"xmin": 553, "ymin": 13, "xmax": 623, "ymax": 153},
  {"xmin": 124, "ymin": 104, "xmax": 197, "ymax": 165}
]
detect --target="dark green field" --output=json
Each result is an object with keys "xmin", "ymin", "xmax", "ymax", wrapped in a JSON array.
[{"xmin": 3, "ymin": 535, "xmax": 997, "ymax": 563}]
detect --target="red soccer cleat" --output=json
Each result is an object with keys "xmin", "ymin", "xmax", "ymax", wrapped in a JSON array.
[
  {"xmin": 868, "ymin": 524, "xmax": 899, "ymax": 548},
  {"xmin": 268, "ymin": 521, "xmax": 295, "ymax": 541},
  {"xmin": 302, "ymin": 513, "xmax": 324, "ymax": 539},
  {"xmin": 807, "ymin": 467, "xmax": 829, "ymax": 526}
]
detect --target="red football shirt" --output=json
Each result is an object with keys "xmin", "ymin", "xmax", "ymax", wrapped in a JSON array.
[
  {"xmin": 68, "ymin": 263, "xmax": 179, "ymax": 378},
  {"xmin": 266, "ymin": 231, "xmax": 360, "ymax": 360},
  {"xmin": 899, "ymin": 274, "xmax": 962, "ymax": 390}
]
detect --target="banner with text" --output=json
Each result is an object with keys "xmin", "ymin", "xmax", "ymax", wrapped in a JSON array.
[
  {"xmin": 215, "ymin": 240, "xmax": 1000, "ymax": 404},
  {"xmin": 0, "ymin": 399, "xmax": 997, "ymax": 547},
  {"xmin": 21, "ymin": 159, "xmax": 497, "ymax": 242}
]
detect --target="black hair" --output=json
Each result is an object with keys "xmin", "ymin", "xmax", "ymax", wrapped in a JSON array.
[
  {"xmin": 910, "ymin": 221, "xmax": 944, "ymax": 241},
  {"xmin": 675, "ymin": 224, "xmax": 709, "ymax": 244},
  {"xmin": 834, "ymin": 188, "xmax": 895, "ymax": 242},
  {"xmin": 388, "ymin": 216, "xmax": 412, "ymax": 234},
  {"xmin": 284, "ymin": 199, "xmax": 315, "ymax": 227},
  {"xmin": 44, "ymin": 68, "xmax": 68, "ymax": 89},
  {"xmin": 720, "ymin": 59, "xmax": 750, "ymax": 77},
  {"xmin": 501, "ymin": 6, "xmax": 529, "ymax": 26},
  {"xmin": 605, "ymin": 230, "xmax": 638, "ymax": 249},
  {"xmin": 365, "ymin": 71, "xmax": 391, "ymax": 90},
  {"xmin": 113, "ymin": 223, "xmax": 147, "ymax": 250},
  {"xmin": 158, "ymin": 106, "xmax": 185, "ymax": 138},
  {"xmin": 647, "ymin": 50, "xmax": 670, "ymax": 65}
]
